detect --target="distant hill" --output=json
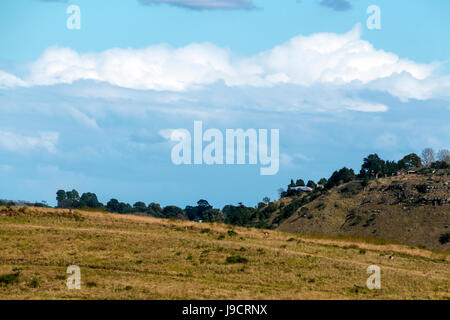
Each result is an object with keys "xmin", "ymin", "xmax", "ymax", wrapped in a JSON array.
[{"xmin": 270, "ymin": 172, "xmax": 450, "ymax": 251}]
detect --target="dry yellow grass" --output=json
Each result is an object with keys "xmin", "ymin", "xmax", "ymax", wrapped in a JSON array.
[{"xmin": 0, "ymin": 206, "xmax": 449, "ymax": 300}]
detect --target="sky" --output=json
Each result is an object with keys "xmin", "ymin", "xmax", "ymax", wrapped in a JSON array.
[{"xmin": 0, "ymin": 0, "xmax": 449, "ymax": 208}]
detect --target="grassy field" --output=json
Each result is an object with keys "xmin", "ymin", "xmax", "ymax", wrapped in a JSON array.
[{"xmin": 0, "ymin": 206, "xmax": 449, "ymax": 299}]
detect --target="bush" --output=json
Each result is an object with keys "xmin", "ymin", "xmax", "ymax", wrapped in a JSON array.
[
  {"xmin": 439, "ymin": 232, "xmax": 450, "ymax": 245},
  {"xmin": 416, "ymin": 184, "xmax": 428, "ymax": 193},
  {"xmin": 0, "ymin": 273, "xmax": 19, "ymax": 286},
  {"xmin": 226, "ymin": 255, "xmax": 248, "ymax": 264},
  {"xmin": 340, "ymin": 182, "xmax": 363, "ymax": 198},
  {"xmin": 29, "ymin": 279, "xmax": 40, "ymax": 288},
  {"xmin": 227, "ymin": 230, "xmax": 238, "ymax": 237},
  {"xmin": 0, "ymin": 268, "xmax": 21, "ymax": 286},
  {"xmin": 315, "ymin": 202, "xmax": 326, "ymax": 210}
]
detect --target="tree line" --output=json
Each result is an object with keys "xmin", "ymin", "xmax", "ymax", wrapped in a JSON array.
[
  {"xmin": 50, "ymin": 148, "xmax": 449, "ymax": 229},
  {"xmin": 280, "ymin": 148, "xmax": 450, "ymax": 197},
  {"xmin": 55, "ymin": 189, "xmax": 259, "ymax": 226}
]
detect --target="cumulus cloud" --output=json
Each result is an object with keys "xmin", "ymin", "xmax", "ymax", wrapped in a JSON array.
[
  {"xmin": 18, "ymin": 25, "xmax": 433, "ymax": 93},
  {"xmin": 2, "ymin": 24, "xmax": 447, "ymax": 103},
  {"xmin": 369, "ymin": 73, "xmax": 450, "ymax": 101},
  {"xmin": 319, "ymin": 0, "xmax": 352, "ymax": 11},
  {"xmin": 0, "ymin": 131, "xmax": 59, "ymax": 152},
  {"xmin": 138, "ymin": 0, "xmax": 255, "ymax": 10}
]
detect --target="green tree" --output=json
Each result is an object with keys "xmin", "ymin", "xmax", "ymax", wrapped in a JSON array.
[
  {"xmin": 148, "ymin": 202, "xmax": 163, "ymax": 217},
  {"xmin": 326, "ymin": 167, "xmax": 355, "ymax": 189},
  {"xmin": 306, "ymin": 180, "xmax": 316, "ymax": 189},
  {"xmin": 118, "ymin": 202, "xmax": 132, "ymax": 214},
  {"xmin": 361, "ymin": 154, "xmax": 385, "ymax": 178},
  {"xmin": 80, "ymin": 192, "xmax": 101, "ymax": 208},
  {"xmin": 133, "ymin": 201, "xmax": 147, "ymax": 212},
  {"xmin": 163, "ymin": 206, "xmax": 184, "ymax": 219},
  {"xmin": 56, "ymin": 190, "xmax": 66, "ymax": 205},
  {"xmin": 288, "ymin": 179, "xmax": 295, "ymax": 188},
  {"xmin": 399, "ymin": 153, "xmax": 422, "ymax": 169},
  {"xmin": 295, "ymin": 179, "xmax": 305, "ymax": 187},
  {"xmin": 106, "ymin": 199, "xmax": 120, "ymax": 212},
  {"xmin": 66, "ymin": 189, "xmax": 79, "ymax": 201}
]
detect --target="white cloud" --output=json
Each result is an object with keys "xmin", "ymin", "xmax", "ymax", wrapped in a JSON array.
[
  {"xmin": 344, "ymin": 99, "xmax": 388, "ymax": 112},
  {"xmin": 293, "ymin": 152, "xmax": 314, "ymax": 162},
  {"xmin": 369, "ymin": 73, "xmax": 450, "ymax": 101},
  {"xmin": 0, "ymin": 70, "xmax": 26, "ymax": 89},
  {"xmin": 158, "ymin": 129, "xmax": 176, "ymax": 140},
  {"xmin": 1, "ymin": 24, "xmax": 447, "ymax": 102},
  {"xmin": 0, "ymin": 131, "xmax": 59, "ymax": 152},
  {"xmin": 69, "ymin": 108, "xmax": 100, "ymax": 130}
]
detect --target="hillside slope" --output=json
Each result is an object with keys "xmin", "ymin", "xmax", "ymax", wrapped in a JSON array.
[
  {"xmin": 276, "ymin": 173, "xmax": 450, "ymax": 251},
  {"xmin": 0, "ymin": 206, "xmax": 449, "ymax": 299}
]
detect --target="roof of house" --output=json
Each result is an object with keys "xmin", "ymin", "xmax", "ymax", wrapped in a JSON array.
[{"xmin": 289, "ymin": 186, "xmax": 313, "ymax": 191}]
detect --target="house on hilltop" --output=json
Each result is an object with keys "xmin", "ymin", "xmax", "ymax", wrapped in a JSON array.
[
  {"xmin": 407, "ymin": 167, "xmax": 420, "ymax": 174},
  {"xmin": 288, "ymin": 186, "xmax": 313, "ymax": 192}
]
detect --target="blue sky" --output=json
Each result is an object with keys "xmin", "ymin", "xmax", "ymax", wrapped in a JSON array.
[{"xmin": 0, "ymin": 0, "xmax": 449, "ymax": 207}]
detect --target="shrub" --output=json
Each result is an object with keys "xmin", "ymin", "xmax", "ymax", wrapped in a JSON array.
[
  {"xmin": 29, "ymin": 279, "xmax": 40, "ymax": 288},
  {"xmin": 316, "ymin": 202, "xmax": 326, "ymax": 210},
  {"xmin": 227, "ymin": 230, "xmax": 238, "ymax": 237},
  {"xmin": 359, "ymin": 249, "xmax": 366, "ymax": 254},
  {"xmin": 416, "ymin": 184, "xmax": 428, "ymax": 193},
  {"xmin": 226, "ymin": 255, "xmax": 248, "ymax": 264},
  {"xmin": 201, "ymin": 228, "xmax": 211, "ymax": 234},
  {"xmin": 86, "ymin": 281, "xmax": 97, "ymax": 288},
  {"xmin": 0, "ymin": 273, "xmax": 19, "ymax": 286},
  {"xmin": 439, "ymin": 232, "xmax": 450, "ymax": 245},
  {"xmin": 352, "ymin": 285, "xmax": 363, "ymax": 294},
  {"xmin": 340, "ymin": 182, "xmax": 363, "ymax": 198}
]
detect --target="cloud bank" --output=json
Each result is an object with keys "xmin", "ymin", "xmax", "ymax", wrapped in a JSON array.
[{"xmin": 2, "ymin": 24, "xmax": 448, "ymax": 102}]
